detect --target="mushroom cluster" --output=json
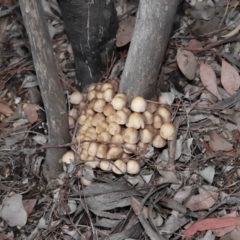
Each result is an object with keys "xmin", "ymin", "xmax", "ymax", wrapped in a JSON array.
[{"xmin": 63, "ymin": 81, "xmax": 175, "ymax": 175}]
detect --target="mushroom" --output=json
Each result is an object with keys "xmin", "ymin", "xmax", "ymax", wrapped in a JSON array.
[
  {"xmin": 137, "ymin": 141, "xmax": 149, "ymax": 153},
  {"xmin": 158, "ymin": 95, "xmax": 167, "ymax": 105},
  {"xmin": 85, "ymin": 127, "xmax": 97, "ymax": 140},
  {"xmin": 159, "ymin": 122, "xmax": 175, "ymax": 140},
  {"xmin": 93, "ymin": 99, "xmax": 106, "ymax": 113},
  {"xmin": 112, "ymin": 159, "xmax": 127, "ymax": 174},
  {"xmin": 157, "ymin": 106, "xmax": 172, "ymax": 123},
  {"xmin": 113, "ymin": 110, "xmax": 129, "ymax": 125},
  {"xmin": 80, "ymin": 149, "xmax": 89, "ymax": 161},
  {"xmin": 114, "ymin": 93, "xmax": 128, "ymax": 101},
  {"xmin": 106, "ymin": 114, "xmax": 115, "ymax": 124},
  {"xmin": 79, "ymin": 101, "xmax": 86, "ymax": 111},
  {"xmin": 127, "ymin": 160, "xmax": 140, "ymax": 174},
  {"xmin": 88, "ymin": 142, "xmax": 100, "ymax": 157},
  {"xmin": 91, "ymin": 113, "xmax": 105, "ymax": 127},
  {"xmin": 109, "ymin": 79, "xmax": 119, "ymax": 92},
  {"xmin": 152, "ymin": 134, "xmax": 167, "ymax": 148},
  {"xmin": 153, "ymin": 114, "xmax": 163, "ymax": 129},
  {"xmin": 95, "ymin": 82, "xmax": 103, "ymax": 91},
  {"xmin": 81, "ymin": 137, "xmax": 91, "ymax": 150},
  {"xmin": 62, "ymin": 151, "xmax": 74, "ymax": 164},
  {"xmin": 78, "ymin": 124, "xmax": 88, "ymax": 135},
  {"xmin": 97, "ymin": 131, "xmax": 112, "ymax": 142},
  {"xmin": 101, "ymin": 82, "xmax": 114, "ymax": 91},
  {"xmin": 85, "ymin": 109, "xmax": 95, "ymax": 117},
  {"xmin": 139, "ymin": 129, "xmax": 153, "ymax": 143},
  {"xmin": 78, "ymin": 114, "xmax": 87, "ymax": 125},
  {"xmin": 81, "ymin": 176, "xmax": 92, "ymax": 186},
  {"xmin": 103, "ymin": 88, "xmax": 115, "ymax": 102},
  {"xmin": 69, "ymin": 108, "xmax": 78, "ymax": 120},
  {"xmin": 96, "ymin": 121, "xmax": 108, "ymax": 134},
  {"xmin": 87, "ymin": 84, "xmax": 96, "ymax": 92},
  {"xmin": 88, "ymin": 98, "xmax": 97, "ymax": 109},
  {"xmin": 124, "ymin": 143, "xmax": 137, "ymax": 154},
  {"xmin": 146, "ymin": 101, "xmax": 157, "ymax": 113},
  {"xmin": 87, "ymin": 90, "xmax": 97, "ymax": 101},
  {"xmin": 143, "ymin": 111, "xmax": 153, "ymax": 125},
  {"xmin": 111, "ymin": 97, "xmax": 127, "ymax": 110},
  {"xmin": 108, "ymin": 122, "xmax": 121, "ymax": 135},
  {"xmin": 126, "ymin": 112, "xmax": 145, "ymax": 129},
  {"xmin": 96, "ymin": 144, "xmax": 108, "ymax": 158},
  {"xmin": 130, "ymin": 96, "xmax": 147, "ymax": 112},
  {"xmin": 70, "ymin": 91, "xmax": 84, "ymax": 105},
  {"xmin": 96, "ymin": 91, "xmax": 104, "ymax": 99},
  {"xmin": 123, "ymin": 127, "xmax": 138, "ymax": 144},
  {"xmin": 68, "ymin": 116, "xmax": 75, "ymax": 129},
  {"xmin": 112, "ymin": 133, "xmax": 124, "ymax": 144},
  {"xmin": 100, "ymin": 160, "xmax": 112, "ymax": 171},
  {"xmin": 85, "ymin": 158, "xmax": 100, "ymax": 168},
  {"xmin": 103, "ymin": 103, "xmax": 116, "ymax": 116},
  {"xmin": 106, "ymin": 146, "xmax": 123, "ymax": 159}
]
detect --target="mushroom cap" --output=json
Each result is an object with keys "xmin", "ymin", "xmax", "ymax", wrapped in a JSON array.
[
  {"xmin": 123, "ymin": 127, "xmax": 138, "ymax": 144},
  {"xmin": 143, "ymin": 111, "xmax": 153, "ymax": 125},
  {"xmin": 112, "ymin": 159, "xmax": 127, "ymax": 174},
  {"xmin": 137, "ymin": 141, "xmax": 149, "ymax": 153},
  {"xmin": 126, "ymin": 112, "xmax": 145, "ymax": 129},
  {"xmin": 139, "ymin": 129, "xmax": 153, "ymax": 143},
  {"xmin": 81, "ymin": 176, "xmax": 92, "ymax": 186},
  {"xmin": 101, "ymin": 82, "xmax": 114, "ymax": 91},
  {"xmin": 106, "ymin": 146, "xmax": 123, "ymax": 159},
  {"xmin": 62, "ymin": 151, "xmax": 74, "ymax": 164},
  {"xmin": 69, "ymin": 108, "xmax": 78, "ymax": 120},
  {"xmin": 130, "ymin": 96, "xmax": 147, "ymax": 112},
  {"xmin": 68, "ymin": 116, "xmax": 75, "ymax": 129},
  {"xmin": 96, "ymin": 91, "xmax": 104, "ymax": 99},
  {"xmin": 85, "ymin": 158, "xmax": 100, "ymax": 168},
  {"xmin": 112, "ymin": 133, "xmax": 124, "ymax": 144},
  {"xmin": 85, "ymin": 127, "xmax": 97, "ymax": 140},
  {"xmin": 97, "ymin": 131, "xmax": 112, "ymax": 142},
  {"xmin": 146, "ymin": 102, "xmax": 157, "ymax": 113},
  {"xmin": 108, "ymin": 122, "xmax": 121, "ymax": 135},
  {"xmin": 88, "ymin": 98, "xmax": 97, "ymax": 109},
  {"xmin": 159, "ymin": 122, "xmax": 175, "ymax": 140},
  {"xmin": 152, "ymin": 134, "xmax": 167, "ymax": 148},
  {"xmin": 87, "ymin": 90, "xmax": 97, "ymax": 101},
  {"xmin": 127, "ymin": 160, "xmax": 141, "ymax": 174},
  {"xmin": 96, "ymin": 121, "xmax": 108, "ymax": 134},
  {"xmin": 70, "ymin": 91, "xmax": 84, "ymax": 105},
  {"xmin": 80, "ymin": 149, "xmax": 88, "ymax": 161},
  {"xmin": 103, "ymin": 88, "xmax": 115, "ymax": 102},
  {"xmin": 124, "ymin": 143, "xmax": 137, "ymax": 154},
  {"xmin": 91, "ymin": 113, "xmax": 105, "ymax": 127},
  {"xmin": 113, "ymin": 110, "xmax": 129, "ymax": 125},
  {"xmin": 153, "ymin": 114, "xmax": 163, "ymax": 129},
  {"xmin": 103, "ymin": 103, "xmax": 116, "ymax": 116},
  {"xmin": 93, "ymin": 99, "xmax": 106, "ymax": 113},
  {"xmin": 96, "ymin": 144, "xmax": 108, "ymax": 158},
  {"xmin": 114, "ymin": 93, "xmax": 128, "ymax": 101},
  {"xmin": 111, "ymin": 97, "xmax": 127, "ymax": 110},
  {"xmin": 100, "ymin": 160, "xmax": 112, "ymax": 171},
  {"xmin": 88, "ymin": 142, "xmax": 100, "ymax": 157},
  {"xmin": 157, "ymin": 106, "xmax": 172, "ymax": 123}
]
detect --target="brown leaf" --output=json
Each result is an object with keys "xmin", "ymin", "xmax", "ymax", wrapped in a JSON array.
[
  {"xmin": 23, "ymin": 104, "xmax": 38, "ymax": 123},
  {"xmin": 176, "ymin": 49, "xmax": 197, "ymax": 80},
  {"xmin": 131, "ymin": 196, "xmax": 141, "ymax": 216},
  {"xmin": 200, "ymin": 62, "xmax": 222, "ymax": 100},
  {"xmin": 185, "ymin": 188, "xmax": 218, "ymax": 211},
  {"xmin": 188, "ymin": 39, "xmax": 202, "ymax": 48},
  {"xmin": 208, "ymin": 130, "xmax": 233, "ymax": 152},
  {"xmin": 221, "ymin": 59, "xmax": 240, "ymax": 95},
  {"xmin": 116, "ymin": 17, "xmax": 135, "ymax": 47},
  {"xmin": 0, "ymin": 102, "xmax": 13, "ymax": 116},
  {"xmin": 22, "ymin": 199, "xmax": 37, "ymax": 216}
]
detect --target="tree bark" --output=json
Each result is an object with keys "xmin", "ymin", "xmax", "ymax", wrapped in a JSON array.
[
  {"xmin": 59, "ymin": 0, "xmax": 118, "ymax": 90},
  {"xmin": 119, "ymin": 0, "xmax": 180, "ymax": 99},
  {"xmin": 19, "ymin": 0, "xmax": 70, "ymax": 180}
]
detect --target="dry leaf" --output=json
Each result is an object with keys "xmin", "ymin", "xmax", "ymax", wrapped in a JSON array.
[
  {"xmin": 23, "ymin": 104, "xmax": 38, "ymax": 123},
  {"xmin": 215, "ymin": 211, "xmax": 237, "ymax": 237},
  {"xmin": 0, "ymin": 102, "xmax": 13, "ymax": 116},
  {"xmin": 131, "ymin": 196, "xmax": 141, "ymax": 216},
  {"xmin": 208, "ymin": 131, "xmax": 233, "ymax": 152},
  {"xmin": 183, "ymin": 217, "xmax": 240, "ymax": 239},
  {"xmin": 22, "ymin": 199, "xmax": 37, "ymax": 216},
  {"xmin": 221, "ymin": 59, "xmax": 240, "ymax": 95},
  {"xmin": 200, "ymin": 62, "xmax": 222, "ymax": 100},
  {"xmin": 185, "ymin": 188, "xmax": 218, "ymax": 211},
  {"xmin": 176, "ymin": 49, "xmax": 197, "ymax": 80},
  {"xmin": 116, "ymin": 17, "xmax": 135, "ymax": 47}
]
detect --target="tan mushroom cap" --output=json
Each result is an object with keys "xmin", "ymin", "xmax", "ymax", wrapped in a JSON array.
[
  {"xmin": 96, "ymin": 121, "xmax": 108, "ymax": 134},
  {"xmin": 68, "ymin": 116, "xmax": 75, "ymax": 129},
  {"xmin": 126, "ymin": 112, "xmax": 145, "ymax": 129},
  {"xmin": 69, "ymin": 108, "xmax": 78, "ymax": 120},
  {"xmin": 93, "ymin": 99, "xmax": 106, "ymax": 113},
  {"xmin": 112, "ymin": 133, "xmax": 124, "ymax": 144},
  {"xmin": 127, "ymin": 160, "xmax": 141, "ymax": 174},
  {"xmin": 152, "ymin": 134, "xmax": 167, "ymax": 148},
  {"xmin": 101, "ymin": 82, "xmax": 114, "ymax": 91},
  {"xmin": 112, "ymin": 159, "xmax": 127, "ymax": 175},
  {"xmin": 123, "ymin": 143, "xmax": 137, "ymax": 154},
  {"xmin": 113, "ymin": 110, "xmax": 129, "ymax": 125},
  {"xmin": 96, "ymin": 144, "xmax": 108, "ymax": 158},
  {"xmin": 139, "ymin": 129, "xmax": 153, "ymax": 143},
  {"xmin": 88, "ymin": 142, "xmax": 100, "ymax": 157},
  {"xmin": 70, "ymin": 91, "xmax": 84, "ymax": 105},
  {"xmin": 153, "ymin": 114, "xmax": 163, "ymax": 129},
  {"xmin": 87, "ymin": 90, "xmax": 97, "ymax": 101},
  {"xmin": 146, "ymin": 101, "xmax": 157, "ymax": 113},
  {"xmin": 62, "ymin": 151, "xmax": 74, "ymax": 164},
  {"xmin": 103, "ymin": 88, "xmax": 115, "ymax": 102},
  {"xmin": 157, "ymin": 106, "xmax": 172, "ymax": 123},
  {"xmin": 130, "ymin": 96, "xmax": 147, "ymax": 112},
  {"xmin": 123, "ymin": 127, "xmax": 138, "ymax": 144},
  {"xmin": 159, "ymin": 122, "xmax": 175, "ymax": 140},
  {"xmin": 100, "ymin": 160, "xmax": 112, "ymax": 171},
  {"xmin": 111, "ymin": 97, "xmax": 127, "ymax": 110},
  {"xmin": 108, "ymin": 122, "xmax": 121, "ymax": 135},
  {"xmin": 91, "ymin": 113, "xmax": 105, "ymax": 127},
  {"xmin": 103, "ymin": 103, "xmax": 116, "ymax": 116},
  {"xmin": 97, "ymin": 131, "xmax": 112, "ymax": 142},
  {"xmin": 106, "ymin": 146, "xmax": 123, "ymax": 159}
]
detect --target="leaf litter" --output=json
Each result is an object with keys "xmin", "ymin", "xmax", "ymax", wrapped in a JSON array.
[{"xmin": 1, "ymin": 0, "xmax": 240, "ymax": 240}]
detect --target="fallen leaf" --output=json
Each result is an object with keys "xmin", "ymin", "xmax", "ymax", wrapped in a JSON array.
[
  {"xmin": 131, "ymin": 196, "xmax": 141, "ymax": 216},
  {"xmin": 182, "ymin": 217, "xmax": 240, "ymax": 239},
  {"xmin": 1, "ymin": 194, "xmax": 27, "ymax": 227},
  {"xmin": 116, "ymin": 17, "xmax": 135, "ymax": 47},
  {"xmin": 22, "ymin": 199, "xmax": 37, "ymax": 216},
  {"xmin": 185, "ymin": 188, "xmax": 218, "ymax": 211},
  {"xmin": 222, "ymin": 22, "xmax": 240, "ymax": 38},
  {"xmin": 23, "ymin": 104, "xmax": 38, "ymax": 123},
  {"xmin": 215, "ymin": 211, "xmax": 237, "ymax": 237},
  {"xmin": 221, "ymin": 59, "xmax": 240, "ymax": 95},
  {"xmin": 0, "ymin": 102, "xmax": 13, "ymax": 116},
  {"xmin": 200, "ymin": 62, "xmax": 222, "ymax": 100},
  {"xmin": 208, "ymin": 131, "xmax": 233, "ymax": 152},
  {"xmin": 176, "ymin": 49, "xmax": 197, "ymax": 80}
]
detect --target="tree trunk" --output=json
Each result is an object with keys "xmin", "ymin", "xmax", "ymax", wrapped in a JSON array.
[
  {"xmin": 119, "ymin": 0, "xmax": 180, "ymax": 99},
  {"xmin": 59, "ymin": 0, "xmax": 118, "ymax": 90},
  {"xmin": 19, "ymin": 0, "xmax": 70, "ymax": 180}
]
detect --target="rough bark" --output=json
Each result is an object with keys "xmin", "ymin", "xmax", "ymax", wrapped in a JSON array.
[
  {"xmin": 119, "ymin": 0, "xmax": 180, "ymax": 99},
  {"xmin": 59, "ymin": 0, "xmax": 118, "ymax": 90},
  {"xmin": 19, "ymin": 0, "xmax": 70, "ymax": 180}
]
